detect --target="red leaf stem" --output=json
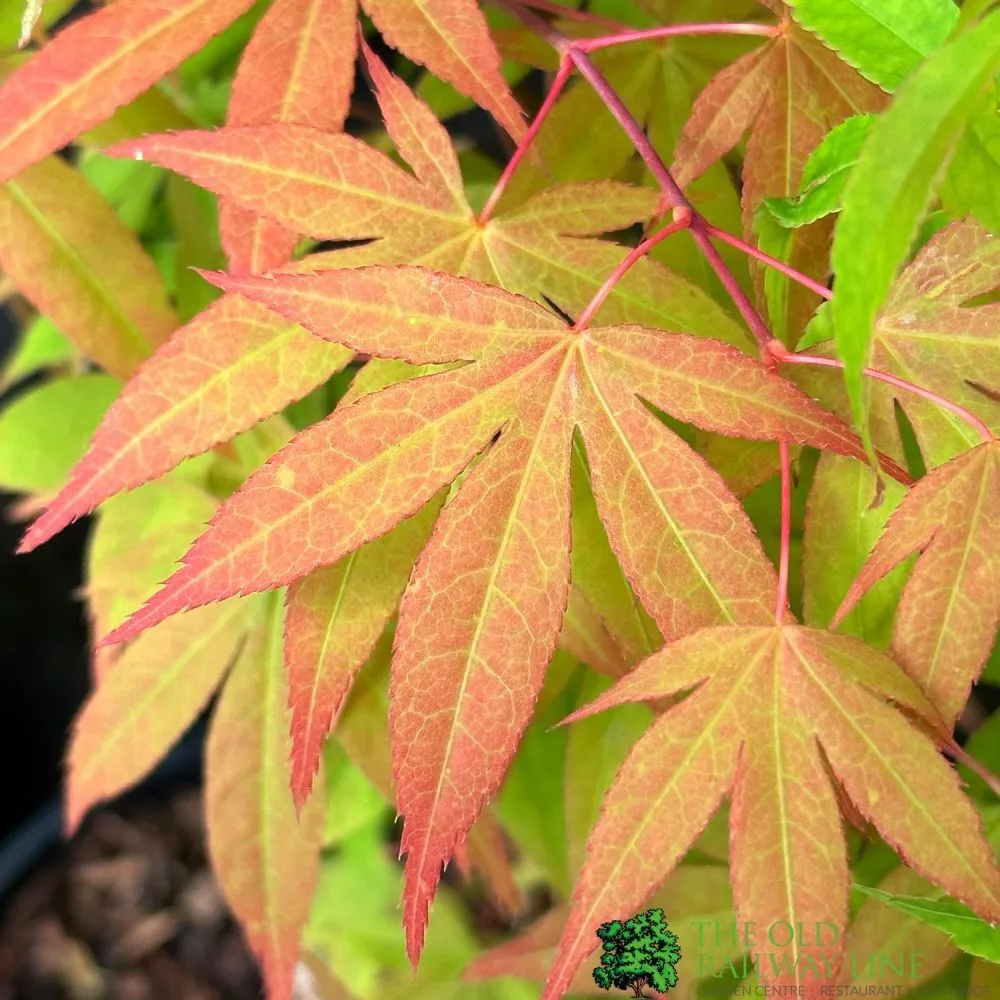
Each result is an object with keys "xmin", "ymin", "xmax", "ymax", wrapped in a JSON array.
[
  {"xmin": 576, "ymin": 22, "xmax": 780, "ymax": 54},
  {"xmin": 478, "ymin": 56, "xmax": 573, "ymax": 223},
  {"xmin": 702, "ymin": 223, "xmax": 835, "ymax": 302},
  {"xmin": 778, "ymin": 352, "xmax": 995, "ymax": 444},
  {"xmin": 574, "ymin": 215, "xmax": 692, "ymax": 330}
]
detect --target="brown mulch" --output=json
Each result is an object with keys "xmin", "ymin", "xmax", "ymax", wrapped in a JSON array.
[{"xmin": 0, "ymin": 786, "xmax": 261, "ymax": 1000}]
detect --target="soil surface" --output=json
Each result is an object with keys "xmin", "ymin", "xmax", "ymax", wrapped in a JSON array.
[{"xmin": 0, "ymin": 786, "xmax": 261, "ymax": 1000}]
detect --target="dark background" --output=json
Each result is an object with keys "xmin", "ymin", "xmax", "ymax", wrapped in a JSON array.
[{"xmin": 0, "ymin": 307, "xmax": 91, "ymax": 844}]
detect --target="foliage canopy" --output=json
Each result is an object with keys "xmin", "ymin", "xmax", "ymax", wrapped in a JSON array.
[{"xmin": 0, "ymin": 0, "xmax": 999, "ymax": 998}]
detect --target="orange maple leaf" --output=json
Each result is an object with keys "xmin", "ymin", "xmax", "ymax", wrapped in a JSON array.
[
  {"xmin": 546, "ymin": 624, "xmax": 1000, "ymax": 999},
  {"xmin": 82, "ymin": 264, "xmax": 877, "ymax": 963}
]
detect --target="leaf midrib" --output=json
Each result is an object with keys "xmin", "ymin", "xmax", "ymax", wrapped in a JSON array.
[
  {"xmin": 832, "ymin": 0, "xmax": 948, "ymax": 57},
  {"xmin": 880, "ymin": 324, "xmax": 1000, "ymax": 351},
  {"xmin": 260, "ymin": 596, "xmax": 288, "ymax": 972},
  {"xmin": 92, "ymin": 317, "xmax": 340, "ymax": 488},
  {"xmin": 174, "ymin": 146, "xmax": 461, "ymax": 228},
  {"xmin": 298, "ymin": 551, "xmax": 359, "ymax": 781},
  {"xmin": 78, "ymin": 602, "xmax": 244, "ymax": 782},
  {"xmin": 600, "ymin": 339, "xmax": 845, "ymax": 448},
  {"xmin": 240, "ymin": 281, "xmax": 556, "ymax": 360},
  {"xmin": 277, "ymin": 0, "xmax": 322, "ymax": 125},
  {"xmin": 389, "ymin": 0, "xmax": 507, "ymax": 130},
  {"xmin": 923, "ymin": 450, "xmax": 991, "ymax": 705},
  {"xmin": 240, "ymin": 0, "xmax": 326, "ymax": 268},
  {"xmin": 770, "ymin": 642, "xmax": 806, "ymax": 990}
]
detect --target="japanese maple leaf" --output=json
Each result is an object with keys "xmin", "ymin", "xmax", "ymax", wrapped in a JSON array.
[
  {"xmin": 102, "ymin": 64, "xmax": 737, "ymax": 342},
  {"xmin": 834, "ymin": 441, "xmax": 1000, "ymax": 725},
  {"xmin": 16, "ymin": 52, "xmax": 727, "ymax": 818},
  {"xmin": 795, "ymin": 220, "xmax": 1000, "ymax": 469},
  {"xmin": 672, "ymin": 19, "xmax": 887, "ymax": 338},
  {"xmin": 0, "ymin": 0, "xmax": 522, "ymax": 187},
  {"xmin": 14, "ymin": 47, "xmax": 737, "ymax": 810},
  {"xmin": 84, "ymin": 264, "xmax": 882, "ymax": 964},
  {"xmin": 19, "ymin": 47, "xmax": 746, "ymax": 557},
  {"xmin": 545, "ymin": 624, "xmax": 1000, "ymax": 1000}
]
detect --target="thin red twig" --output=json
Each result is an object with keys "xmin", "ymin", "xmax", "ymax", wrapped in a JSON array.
[
  {"xmin": 577, "ymin": 22, "xmax": 779, "ymax": 53},
  {"xmin": 479, "ymin": 56, "xmax": 573, "ymax": 223},
  {"xmin": 777, "ymin": 352, "xmax": 995, "ymax": 443},
  {"xmin": 574, "ymin": 214, "xmax": 692, "ymax": 330},
  {"xmin": 688, "ymin": 223, "xmax": 776, "ymax": 355},
  {"xmin": 566, "ymin": 48, "xmax": 688, "ymax": 207},
  {"xmin": 775, "ymin": 439, "xmax": 792, "ymax": 624}
]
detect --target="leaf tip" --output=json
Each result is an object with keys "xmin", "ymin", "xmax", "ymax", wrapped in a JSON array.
[
  {"xmin": 62, "ymin": 798, "xmax": 85, "ymax": 841},
  {"xmin": 16, "ymin": 496, "xmax": 82, "ymax": 553},
  {"xmin": 556, "ymin": 693, "xmax": 617, "ymax": 729},
  {"xmin": 15, "ymin": 527, "xmax": 43, "ymax": 555},
  {"xmin": 288, "ymin": 766, "xmax": 316, "ymax": 816},
  {"xmin": 551, "ymin": 708, "xmax": 585, "ymax": 730},
  {"xmin": 828, "ymin": 601, "xmax": 851, "ymax": 630},
  {"xmin": 404, "ymin": 912, "xmax": 428, "ymax": 973},
  {"xmin": 194, "ymin": 268, "xmax": 233, "ymax": 292}
]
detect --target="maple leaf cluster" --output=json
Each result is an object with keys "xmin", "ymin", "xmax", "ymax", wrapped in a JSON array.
[{"xmin": 0, "ymin": 1, "xmax": 999, "ymax": 999}]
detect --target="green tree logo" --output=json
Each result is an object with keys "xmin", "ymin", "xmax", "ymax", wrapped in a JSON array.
[{"xmin": 592, "ymin": 907, "xmax": 682, "ymax": 998}]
